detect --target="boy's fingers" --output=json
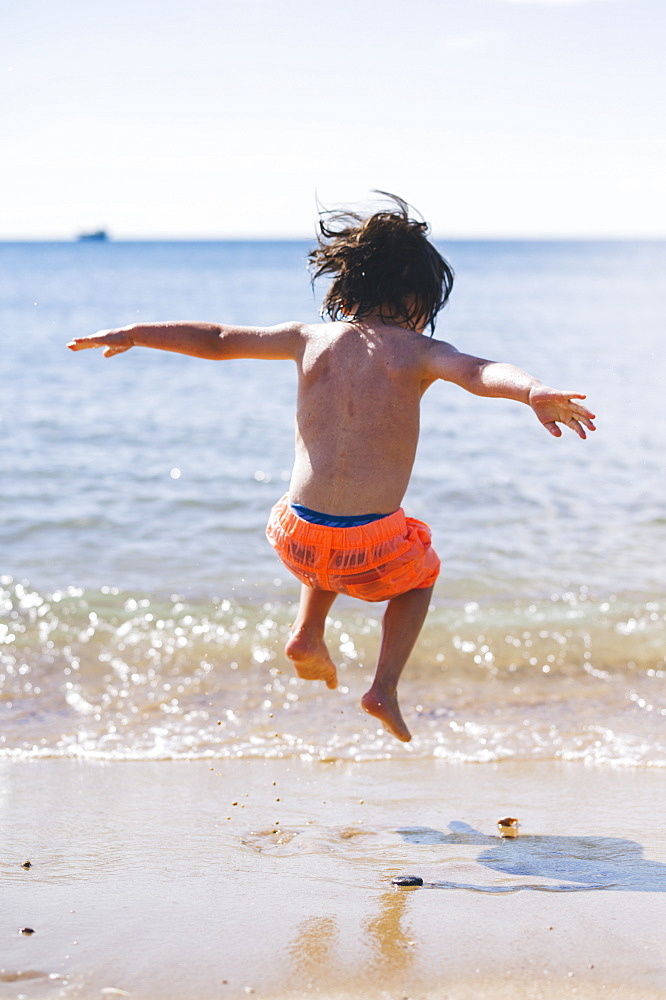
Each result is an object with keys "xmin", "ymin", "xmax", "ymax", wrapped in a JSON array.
[
  {"xmin": 67, "ymin": 337, "xmax": 106, "ymax": 350},
  {"xmin": 564, "ymin": 395, "xmax": 596, "ymax": 419},
  {"xmin": 543, "ymin": 414, "xmax": 591, "ymax": 439},
  {"xmin": 67, "ymin": 339, "xmax": 95, "ymax": 350},
  {"xmin": 567, "ymin": 418, "xmax": 586, "ymax": 439},
  {"xmin": 570, "ymin": 403, "xmax": 596, "ymax": 419},
  {"xmin": 568, "ymin": 404, "xmax": 596, "ymax": 430}
]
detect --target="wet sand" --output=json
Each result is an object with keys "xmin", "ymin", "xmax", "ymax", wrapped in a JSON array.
[{"xmin": 2, "ymin": 758, "xmax": 666, "ymax": 999}]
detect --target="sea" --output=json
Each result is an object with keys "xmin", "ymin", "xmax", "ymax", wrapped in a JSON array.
[{"xmin": 1, "ymin": 239, "xmax": 665, "ymax": 766}]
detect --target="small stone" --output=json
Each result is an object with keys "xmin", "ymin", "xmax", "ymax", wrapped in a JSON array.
[
  {"xmin": 392, "ymin": 875, "xmax": 423, "ymax": 887},
  {"xmin": 22, "ymin": 861, "xmax": 32, "ymax": 869},
  {"xmin": 19, "ymin": 927, "xmax": 35, "ymax": 935}
]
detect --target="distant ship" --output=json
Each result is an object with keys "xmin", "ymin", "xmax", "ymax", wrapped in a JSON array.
[{"xmin": 76, "ymin": 229, "xmax": 109, "ymax": 242}]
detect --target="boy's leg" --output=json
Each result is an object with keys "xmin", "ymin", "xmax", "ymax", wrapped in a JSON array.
[
  {"xmin": 361, "ymin": 585, "xmax": 433, "ymax": 743},
  {"xmin": 285, "ymin": 584, "xmax": 339, "ymax": 689}
]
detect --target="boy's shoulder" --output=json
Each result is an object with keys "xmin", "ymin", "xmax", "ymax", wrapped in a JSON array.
[
  {"xmin": 299, "ymin": 318, "xmax": 439, "ymax": 344},
  {"xmin": 298, "ymin": 319, "xmax": 455, "ymax": 362},
  {"xmin": 296, "ymin": 321, "xmax": 462, "ymax": 385}
]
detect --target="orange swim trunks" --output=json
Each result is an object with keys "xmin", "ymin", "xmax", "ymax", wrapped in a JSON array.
[{"xmin": 266, "ymin": 494, "xmax": 440, "ymax": 602}]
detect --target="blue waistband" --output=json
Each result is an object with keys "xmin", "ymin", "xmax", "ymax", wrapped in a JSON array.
[{"xmin": 290, "ymin": 503, "xmax": 389, "ymax": 528}]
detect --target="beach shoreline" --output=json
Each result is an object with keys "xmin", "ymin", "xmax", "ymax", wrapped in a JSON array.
[{"xmin": 2, "ymin": 758, "xmax": 665, "ymax": 999}]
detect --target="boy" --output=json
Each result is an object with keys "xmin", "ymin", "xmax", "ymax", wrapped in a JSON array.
[{"xmin": 68, "ymin": 193, "xmax": 595, "ymax": 743}]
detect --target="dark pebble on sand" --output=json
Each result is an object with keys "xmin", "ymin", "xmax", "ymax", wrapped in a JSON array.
[
  {"xmin": 22, "ymin": 861, "xmax": 32, "ymax": 869},
  {"xmin": 19, "ymin": 928, "xmax": 35, "ymax": 935},
  {"xmin": 392, "ymin": 875, "xmax": 423, "ymax": 887}
]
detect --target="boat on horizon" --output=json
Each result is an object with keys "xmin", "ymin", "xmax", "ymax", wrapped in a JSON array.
[{"xmin": 76, "ymin": 229, "xmax": 109, "ymax": 242}]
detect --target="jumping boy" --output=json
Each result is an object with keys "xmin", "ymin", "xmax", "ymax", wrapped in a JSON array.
[{"xmin": 68, "ymin": 193, "xmax": 596, "ymax": 743}]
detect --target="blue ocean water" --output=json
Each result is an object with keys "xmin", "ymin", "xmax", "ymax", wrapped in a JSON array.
[{"xmin": 1, "ymin": 240, "xmax": 665, "ymax": 763}]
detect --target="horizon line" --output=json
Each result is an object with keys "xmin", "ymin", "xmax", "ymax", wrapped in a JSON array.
[{"xmin": 1, "ymin": 232, "xmax": 665, "ymax": 243}]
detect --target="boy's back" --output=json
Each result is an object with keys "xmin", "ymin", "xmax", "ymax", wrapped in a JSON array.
[{"xmin": 291, "ymin": 318, "xmax": 428, "ymax": 516}]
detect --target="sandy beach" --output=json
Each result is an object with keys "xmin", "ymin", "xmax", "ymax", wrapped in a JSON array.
[{"xmin": 2, "ymin": 758, "xmax": 665, "ymax": 1000}]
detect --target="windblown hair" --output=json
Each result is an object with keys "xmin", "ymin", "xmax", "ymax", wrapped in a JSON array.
[{"xmin": 308, "ymin": 192, "xmax": 454, "ymax": 335}]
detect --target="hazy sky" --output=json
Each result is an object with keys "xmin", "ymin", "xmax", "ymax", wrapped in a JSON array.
[{"xmin": 2, "ymin": 0, "xmax": 664, "ymax": 238}]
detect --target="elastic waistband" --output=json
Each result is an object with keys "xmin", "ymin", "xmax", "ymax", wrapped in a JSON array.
[
  {"xmin": 272, "ymin": 494, "xmax": 408, "ymax": 544},
  {"xmin": 290, "ymin": 502, "xmax": 391, "ymax": 528}
]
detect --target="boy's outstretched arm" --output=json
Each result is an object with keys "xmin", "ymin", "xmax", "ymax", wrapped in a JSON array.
[
  {"xmin": 425, "ymin": 341, "xmax": 596, "ymax": 439},
  {"xmin": 67, "ymin": 321, "xmax": 304, "ymax": 361}
]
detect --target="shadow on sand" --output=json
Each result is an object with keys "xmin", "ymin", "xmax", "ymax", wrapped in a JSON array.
[{"xmin": 397, "ymin": 821, "xmax": 666, "ymax": 893}]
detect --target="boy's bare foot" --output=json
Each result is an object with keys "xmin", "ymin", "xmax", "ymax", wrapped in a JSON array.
[
  {"xmin": 361, "ymin": 687, "xmax": 412, "ymax": 742},
  {"xmin": 285, "ymin": 631, "xmax": 338, "ymax": 689}
]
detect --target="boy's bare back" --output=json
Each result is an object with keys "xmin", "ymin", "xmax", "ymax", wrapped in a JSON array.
[{"xmin": 291, "ymin": 318, "xmax": 429, "ymax": 516}]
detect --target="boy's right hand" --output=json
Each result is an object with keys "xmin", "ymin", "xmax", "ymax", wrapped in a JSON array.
[{"xmin": 67, "ymin": 330, "xmax": 133, "ymax": 357}]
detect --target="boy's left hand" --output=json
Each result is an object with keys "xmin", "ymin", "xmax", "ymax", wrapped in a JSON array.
[{"xmin": 528, "ymin": 387, "xmax": 596, "ymax": 439}]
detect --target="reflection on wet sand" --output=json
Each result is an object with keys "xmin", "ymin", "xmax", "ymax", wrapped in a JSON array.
[
  {"xmin": 288, "ymin": 916, "xmax": 339, "ymax": 985},
  {"xmin": 287, "ymin": 886, "xmax": 417, "ymax": 991},
  {"xmin": 363, "ymin": 889, "xmax": 416, "ymax": 974}
]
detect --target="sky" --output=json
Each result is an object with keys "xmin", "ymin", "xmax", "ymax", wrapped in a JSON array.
[{"xmin": 2, "ymin": 0, "xmax": 664, "ymax": 238}]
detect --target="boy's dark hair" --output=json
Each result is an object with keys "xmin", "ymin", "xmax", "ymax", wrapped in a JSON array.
[{"xmin": 308, "ymin": 192, "xmax": 454, "ymax": 335}]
